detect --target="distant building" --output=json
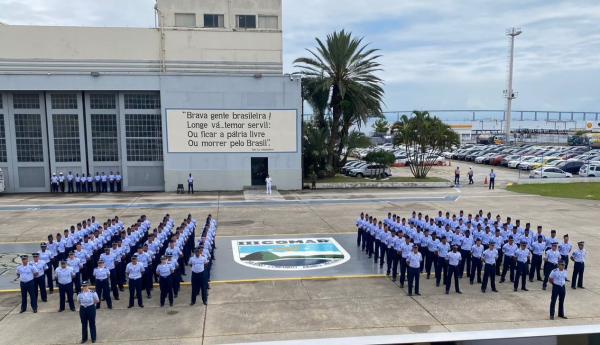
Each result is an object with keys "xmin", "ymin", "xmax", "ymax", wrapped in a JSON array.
[{"xmin": 0, "ymin": 0, "xmax": 301, "ymax": 192}]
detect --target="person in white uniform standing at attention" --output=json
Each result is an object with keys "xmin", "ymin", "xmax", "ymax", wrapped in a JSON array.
[
  {"xmin": 188, "ymin": 173, "xmax": 194, "ymax": 194},
  {"xmin": 265, "ymin": 175, "xmax": 273, "ymax": 195}
]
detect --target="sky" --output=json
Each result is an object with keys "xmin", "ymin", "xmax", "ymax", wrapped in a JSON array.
[{"xmin": 1, "ymin": 0, "xmax": 599, "ymax": 113}]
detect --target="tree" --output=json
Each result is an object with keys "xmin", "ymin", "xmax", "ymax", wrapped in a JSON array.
[
  {"xmin": 302, "ymin": 122, "xmax": 330, "ymax": 179},
  {"xmin": 295, "ymin": 30, "xmax": 384, "ymax": 173},
  {"xmin": 393, "ymin": 111, "xmax": 459, "ymax": 178},
  {"xmin": 364, "ymin": 150, "xmax": 395, "ymax": 179},
  {"xmin": 372, "ymin": 118, "xmax": 389, "ymax": 136}
]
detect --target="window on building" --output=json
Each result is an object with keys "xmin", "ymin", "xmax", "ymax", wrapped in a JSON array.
[
  {"xmin": 91, "ymin": 114, "xmax": 119, "ymax": 162},
  {"xmin": 13, "ymin": 94, "xmax": 40, "ymax": 109},
  {"xmin": 89, "ymin": 94, "xmax": 116, "ymax": 109},
  {"xmin": 125, "ymin": 114, "xmax": 163, "ymax": 161},
  {"xmin": 51, "ymin": 94, "xmax": 78, "ymax": 109},
  {"xmin": 14, "ymin": 113, "xmax": 44, "ymax": 162},
  {"xmin": 204, "ymin": 14, "xmax": 224, "ymax": 28},
  {"xmin": 175, "ymin": 13, "xmax": 197, "ymax": 27},
  {"xmin": 258, "ymin": 15, "xmax": 278, "ymax": 29},
  {"xmin": 236, "ymin": 15, "xmax": 256, "ymax": 29},
  {"xmin": 124, "ymin": 93, "xmax": 161, "ymax": 109},
  {"xmin": 0, "ymin": 114, "xmax": 6, "ymax": 162},
  {"xmin": 52, "ymin": 114, "xmax": 81, "ymax": 162}
]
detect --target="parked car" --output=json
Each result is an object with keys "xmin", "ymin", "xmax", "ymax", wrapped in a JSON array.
[
  {"xmin": 530, "ymin": 167, "xmax": 572, "ymax": 178},
  {"xmin": 555, "ymin": 160, "xmax": 584, "ymax": 175},
  {"xmin": 579, "ymin": 163, "xmax": 600, "ymax": 177},
  {"xmin": 341, "ymin": 160, "xmax": 365, "ymax": 174},
  {"xmin": 508, "ymin": 156, "xmax": 534, "ymax": 168},
  {"xmin": 525, "ymin": 157, "xmax": 561, "ymax": 171},
  {"xmin": 348, "ymin": 164, "xmax": 392, "ymax": 178}
]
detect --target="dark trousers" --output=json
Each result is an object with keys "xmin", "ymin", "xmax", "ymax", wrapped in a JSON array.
[
  {"xmin": 386, "ymin": 247, "xmax": 394, "ymax": 274},
  {"xmin": 51, "ymin": 183, "xmax": 59, "ymax": 192},
  {"xmin": 109, "ymin": 181, "xmax": 115, "ymax": 192},
  {"xmin": 470, "ymin": 258, "xmax": 482, "ymax": 283},
  {"xmin": 191, "ymin": 271, "xmax": 208, "ymax": 305},
  {"xmin": 45, "ymin": 267, "xmax": 54, "ymax": 292},
  {"xmin": 572, "ymin": 262, "xmax": 585, "ymax": 288},
  {"xmin": 117, "ymin": 181, "xmax": 122, "ymax": 192},
  {"xmin": 374, "ymin": 240, "xmax": 381, "ymax": 263},
  {"xmin": 459, "ymin": 249, "xmax": 471, "ymax": 278},
  {"xmin": 80, "ymin": 305, "xmax": 97, "ymax": 342},
  {"xmin": 95, "ymin": 279, "xmax": 112, "ymax": 308},
  {"xmin": 102, "ymin": 181, "xmax": 108, "ymax": 192},
  {"xmin": 550, "ymin": 285, "xmax": 566, "ymax": 317},
  {"xmin": 407, "ymin": 267, "xmax": 420, "ymax": 295},
  {"xmin": 20, "ymin": 280, "xmax": 37, "ymax": 312},
  {"xmin": 481, "ymin": 263, "xmax": 496, "ymax": 292},
  {"xmin": 489, "ymin": 178, "xmax": 495, "ymax": 189},
  {"xmin": 67, "ymin": 181, "xmax": 74, "ymax": 193},
  {"xmin": 514, "ymin": 261, "xmax": 528, "ymax": 290},
  {"xmin": 435, "ymin": 257, "xmax": 448, "ymax": 286},
  {"xmin": 159, "ymin": 276, "xmax": 174, "ymax": 306},
  {"xmin": 367, "ymin": 234, "xmax": 374, "ymax": 257},
  {"xmin": 34, "ymin": 276, "xmax": 47, "ymax": 302},
  {"xmin": 399, "ymin": 256, "xmax": 408, "ymax": 285},
  {"xmin": 425, "ymin": 250, "xmax": 435, "ymax": 277},
  {"xmin": 468, "ymin": 174, "xmax": 474, "ymax": 184},
  {"xmin": 59, "ymin": 282, "xmax": 75, "ymax": 311},
  {"xmin": 144, "ymin": 269, "xmax": 153, "ymax": 297},
  {"xmin": 128, "ymin": 278, "xmax": 143, "ymax": 307},
  {"xmin": 95, "ymin": 181, "xmax": 101, "ymax": 192},
  {"xmin": 109, "ymin": 269, "xmax": 120, "ymax": 299},
  {"xmin": 391, "ymin": 251, "xmax": 399, "ymax": 280},
  {"xmin": 446, "ymin": 265, "xmax": 460, "ymax": 293},
  {"xmin": 501, "ymin": 255, "xmax": 516, "ymax": 282},
  {"xmin": 356, "ymin": 228, "xmax": 362, "ymax": 247},
  {"xmin": 76, "ymin": 182, "xmax": 81, "ymax": 193},
  {"xmin": 529, "ymin": 254, "xmax": 543, "ymax": 280},
  {"xmin": 454, "ymin": 174, "xmax": 460, "ymax": 185},
  {"xmin": 418, "ymin": 246, "xmax": 426, "ymax": 272},
  {"xmin": 543, "ymin": 262, "xmax": 558, "ymax": 288},
  {"xmin": 172, "ymin": 271, "xmax": 181, "ymax": 297},
  {"xmin": 88, "ymin": 181, "xmax": 94, "ymax": 192},
  {"xmin": 73, "ymin": 272, "xmax": 81, "ymax": 294},
  {"xmin": 188, "ymin": 182, "xmax": 194, "ymax": 194}
]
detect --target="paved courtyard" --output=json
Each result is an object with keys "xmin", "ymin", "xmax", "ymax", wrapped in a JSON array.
[{"xmin": 0, "ymin": 180, "xmax": 597, "ymax": 344}]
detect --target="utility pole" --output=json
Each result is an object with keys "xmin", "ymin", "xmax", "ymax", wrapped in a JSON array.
[{"xmin": 504, "ymin": 27, "xmax": 522, "ymax": 144}]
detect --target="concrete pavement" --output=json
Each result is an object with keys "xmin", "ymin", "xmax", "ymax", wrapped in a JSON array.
[{"xmin": 0, "ymin": 183, "xmax": 598, "ymax": 344}]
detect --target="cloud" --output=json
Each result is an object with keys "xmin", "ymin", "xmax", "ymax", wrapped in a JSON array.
[{"xmin": 1, "ymin": 0, "xmax": 599, "ymax": 111}]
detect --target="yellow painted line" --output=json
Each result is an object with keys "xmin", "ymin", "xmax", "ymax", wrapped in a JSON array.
[{"xmin": 0, "ymin": 275, "xmax": 384, "ymax": 293}]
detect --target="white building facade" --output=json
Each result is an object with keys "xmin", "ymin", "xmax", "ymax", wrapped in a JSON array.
[{"xmin": 0, "ymin": 0, "xmax": 302, "ymax": 193}]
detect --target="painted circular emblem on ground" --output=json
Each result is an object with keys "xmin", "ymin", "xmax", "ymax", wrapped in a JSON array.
[{"xmin": 231, "ymin": 238, "xmax": 351, "ymax": 271}]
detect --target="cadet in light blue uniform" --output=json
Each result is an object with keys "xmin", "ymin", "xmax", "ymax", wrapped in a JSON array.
[
  {"xmin": 514, "ymin": 241, "xmax": 530, "ymax": 291},
  {"xmin": 78, "ymin": 281, "xmax": 99, "ymax": 343},
  {"xmin": 459, "ymin": 230, "xmax": 473, "ymax": 279},
  {"xmin": 470, "ymin": 238, "xmax": 484, "ymax": 284},
  {"xmin": 481, "ymin": 243, "xmax": 499, "ymax": 293},
  {"xmin": 435, "ymin": 236, "xmax": 450, "ymax": 287},
  {"xmin": 549, "ymin": 261, "xmax": 568, "ymax": 320},
  {"xmin": 500, "ymin": 236, "xmax": 517, "ymax": 283},
  {"xmin": 390, "ymin": 232, "xmax": 402, "ymax": 281},
  {"xmin": 93, "ymin": 259, "xmax": 112, "ymax": 309},
  {"xmin": 398, "ymin": 235, "xmax": 412, "ymax": 287},
  {"xmin": 425, "ymin": 233, "xmax": 439, "ymax": 279},
  {"xmin": 558, "ymin": 235, "xmax": 572, "ymax": 270},
  {"xmin": 406, "ymin": 244, "xmax": 422, "ymax": 296},
  {"xmin": 156, "ymin": 256, "xmax": 174, "ymax": 307},
  {"xmin": 529, "ymin": 235, "xmax": 545, "ymax": 282},
  {"xmin": 31, "ymin": 253, "xmax": 48, "ymax": 303},
  {"xmin": 125, "ymin": 255, "xmax": 145, "ymax": 308},
  {"xmin": 445, "ymin": 245, "xmax": 462, "ymax": 294},
  {"xmin": 55, "ymin": 260, "xmax": 76, "ymax": 312},
  {"xmin": 570, "ymin": 241, "xmax": 586, "ymax": 289},
  {"xmin": 189, "ymin": 247, "xmax": 209, "ymax": 305},
  {"xmin": 16, "ymin": 255, "xmax": 38, "ymax": 313},
  {"xmin": 543, "ymin": 243, "xmax": 561, "ymax": 290}
]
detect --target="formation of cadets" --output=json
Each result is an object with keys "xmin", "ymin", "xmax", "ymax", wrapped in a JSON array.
[
  {"xmin": 356, "ymin": 209, "xmax": 588, "ymax": 319},
  {"xmin": 50, "ymin": 171, "xmax": 123, "ymax": 193},
  {"xmin": 16, "ymin": 213, "xmax": 217, "ymax": 343}
]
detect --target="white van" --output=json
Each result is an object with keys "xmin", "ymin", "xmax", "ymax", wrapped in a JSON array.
[{"xmin": 579, "ymin": 163, "xmax": 600, "ymax": 177}]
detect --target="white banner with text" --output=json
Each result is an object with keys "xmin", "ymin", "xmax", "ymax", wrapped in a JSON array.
[{"xmin": 166, "ymin": 109, "xmax": 298, "ymax": 153}]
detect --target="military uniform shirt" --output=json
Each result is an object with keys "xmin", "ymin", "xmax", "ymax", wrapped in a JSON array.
[
  {"xmin": 16, "ymin": 264, "xmax": 37, "ymax": 283},
  {"xmin": 531, "ymin": 242, "xmax": 546, "ymax": 255},
  {"xmin": 549, "ymin": 269, "xmax": 568, "ymax": 287},
  {"xmin": 156, "ymin": 264, "xmax": 173, "ymax": 277},
  {"xmin": 471, "ymin": 244, "xmax": 484, "ymax": 258},
  {"xmin": 447, "ymin": 251, "xmax": 462, "ymax": 266},
  {"xmin": 38, "ymin": 251, "xmax": 52, "ymax": 265},
  {"xmin": 93, "ymin": 267, "xmax": 110, "ymax": 280},
  {"xmin": 55, "ymin": 266, "xmax": 74, "ymax": 284},
  {"xmin": 502, "ymin": 243, "xmax": 518, "ymax": 257},
  {"xmin": 546, "ymin": 249, "xmax": 561, "ymax": 264},
  {"xmin": 78, "ymin": 291, "xmax": 99, "ymax": 307},
  {"xmin": 515, "ymin": 248, "xmax": 530, "ymax": 263},
  {"xmin": 483, "ymin": 249, "xmax": 498, "ymax": 265},
  {"xmin": 460, "ymin": 236, "xmax": 473, "ymax": 251},
  {"xmin": 401, "ymin": 242, "xmax": 413, "ymax": 258},
  {"xmin": 189, "ymin": 256, "xmax": 207, "ymax": 273},
  {"xmin": 407, "ymin": 252, "xmax": 423, "ymax": 268},
  {"xmin": 572, "ymin": 249, "xmax": 586, "ymax": 263},
  {"xmin": 428, "ymin": 239, "xmax": 440, "ymax": 252},
  {"xmin": 31, "ymin": 261, "xmax": 47, "ymax": 275},
  {"xmin": 559, "ymin": 243, "xmax": 572, "ymax": 256},
  {"xmin": 125, "ymin": 263, "xmax": 144, "ymax": 279},
  {"xmin": 437, "ymin": 242, "xmax": 450, "ymax": 258},
  {"xmin": 546, "ymin": 237, "xmax": 559, "ymax": 249}
]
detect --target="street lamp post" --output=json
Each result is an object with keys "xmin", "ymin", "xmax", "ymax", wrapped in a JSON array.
[{"xmin": 504, "ymin": 27, "xmax": 522, "ymax": 145}]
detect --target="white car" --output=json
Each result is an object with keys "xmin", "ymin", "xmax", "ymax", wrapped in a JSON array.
[
  {"xmin": 579, "ymin": 163, "xmax": 600, "ymax": 177},
  {"xmin": 508, "ymin": 156, "xmax": 534, "ymax": 168},
  {"xmin": 530, "ymin": 167, "xmax": 572, "ymax": 178}
]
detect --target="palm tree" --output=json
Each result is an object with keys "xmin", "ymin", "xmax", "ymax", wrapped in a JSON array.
[{"xmin": 295, "ymin": 30, "xmax": 384, "ymax": 172}]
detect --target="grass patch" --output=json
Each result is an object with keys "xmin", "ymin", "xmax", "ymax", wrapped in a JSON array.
[
  {"xmin": 314, "ymin": 174, "xmax": 448, "ymax": 183},
  {"xmin": 507, "ymin": 182, "xmax": 600, "ymax": 200}
]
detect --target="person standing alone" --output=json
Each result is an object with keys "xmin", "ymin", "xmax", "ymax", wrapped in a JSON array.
[
  {"xmin": 265, "ymin": 175, "xmax": 273, "ymax": 195},
  {"xmin": 188, "ymin": 173, "xmax": 194, "ymax": 194},
  {"xmin": 454, "ymin": 167, "xmax": 460, "ymax": 185},
  {"xmin": 468, "ymin": 168, "xmax": 474, "ymax": 184},
  {"xmin": 489, "ymin": 169, "xmax": 496, "ymax": 190}
]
